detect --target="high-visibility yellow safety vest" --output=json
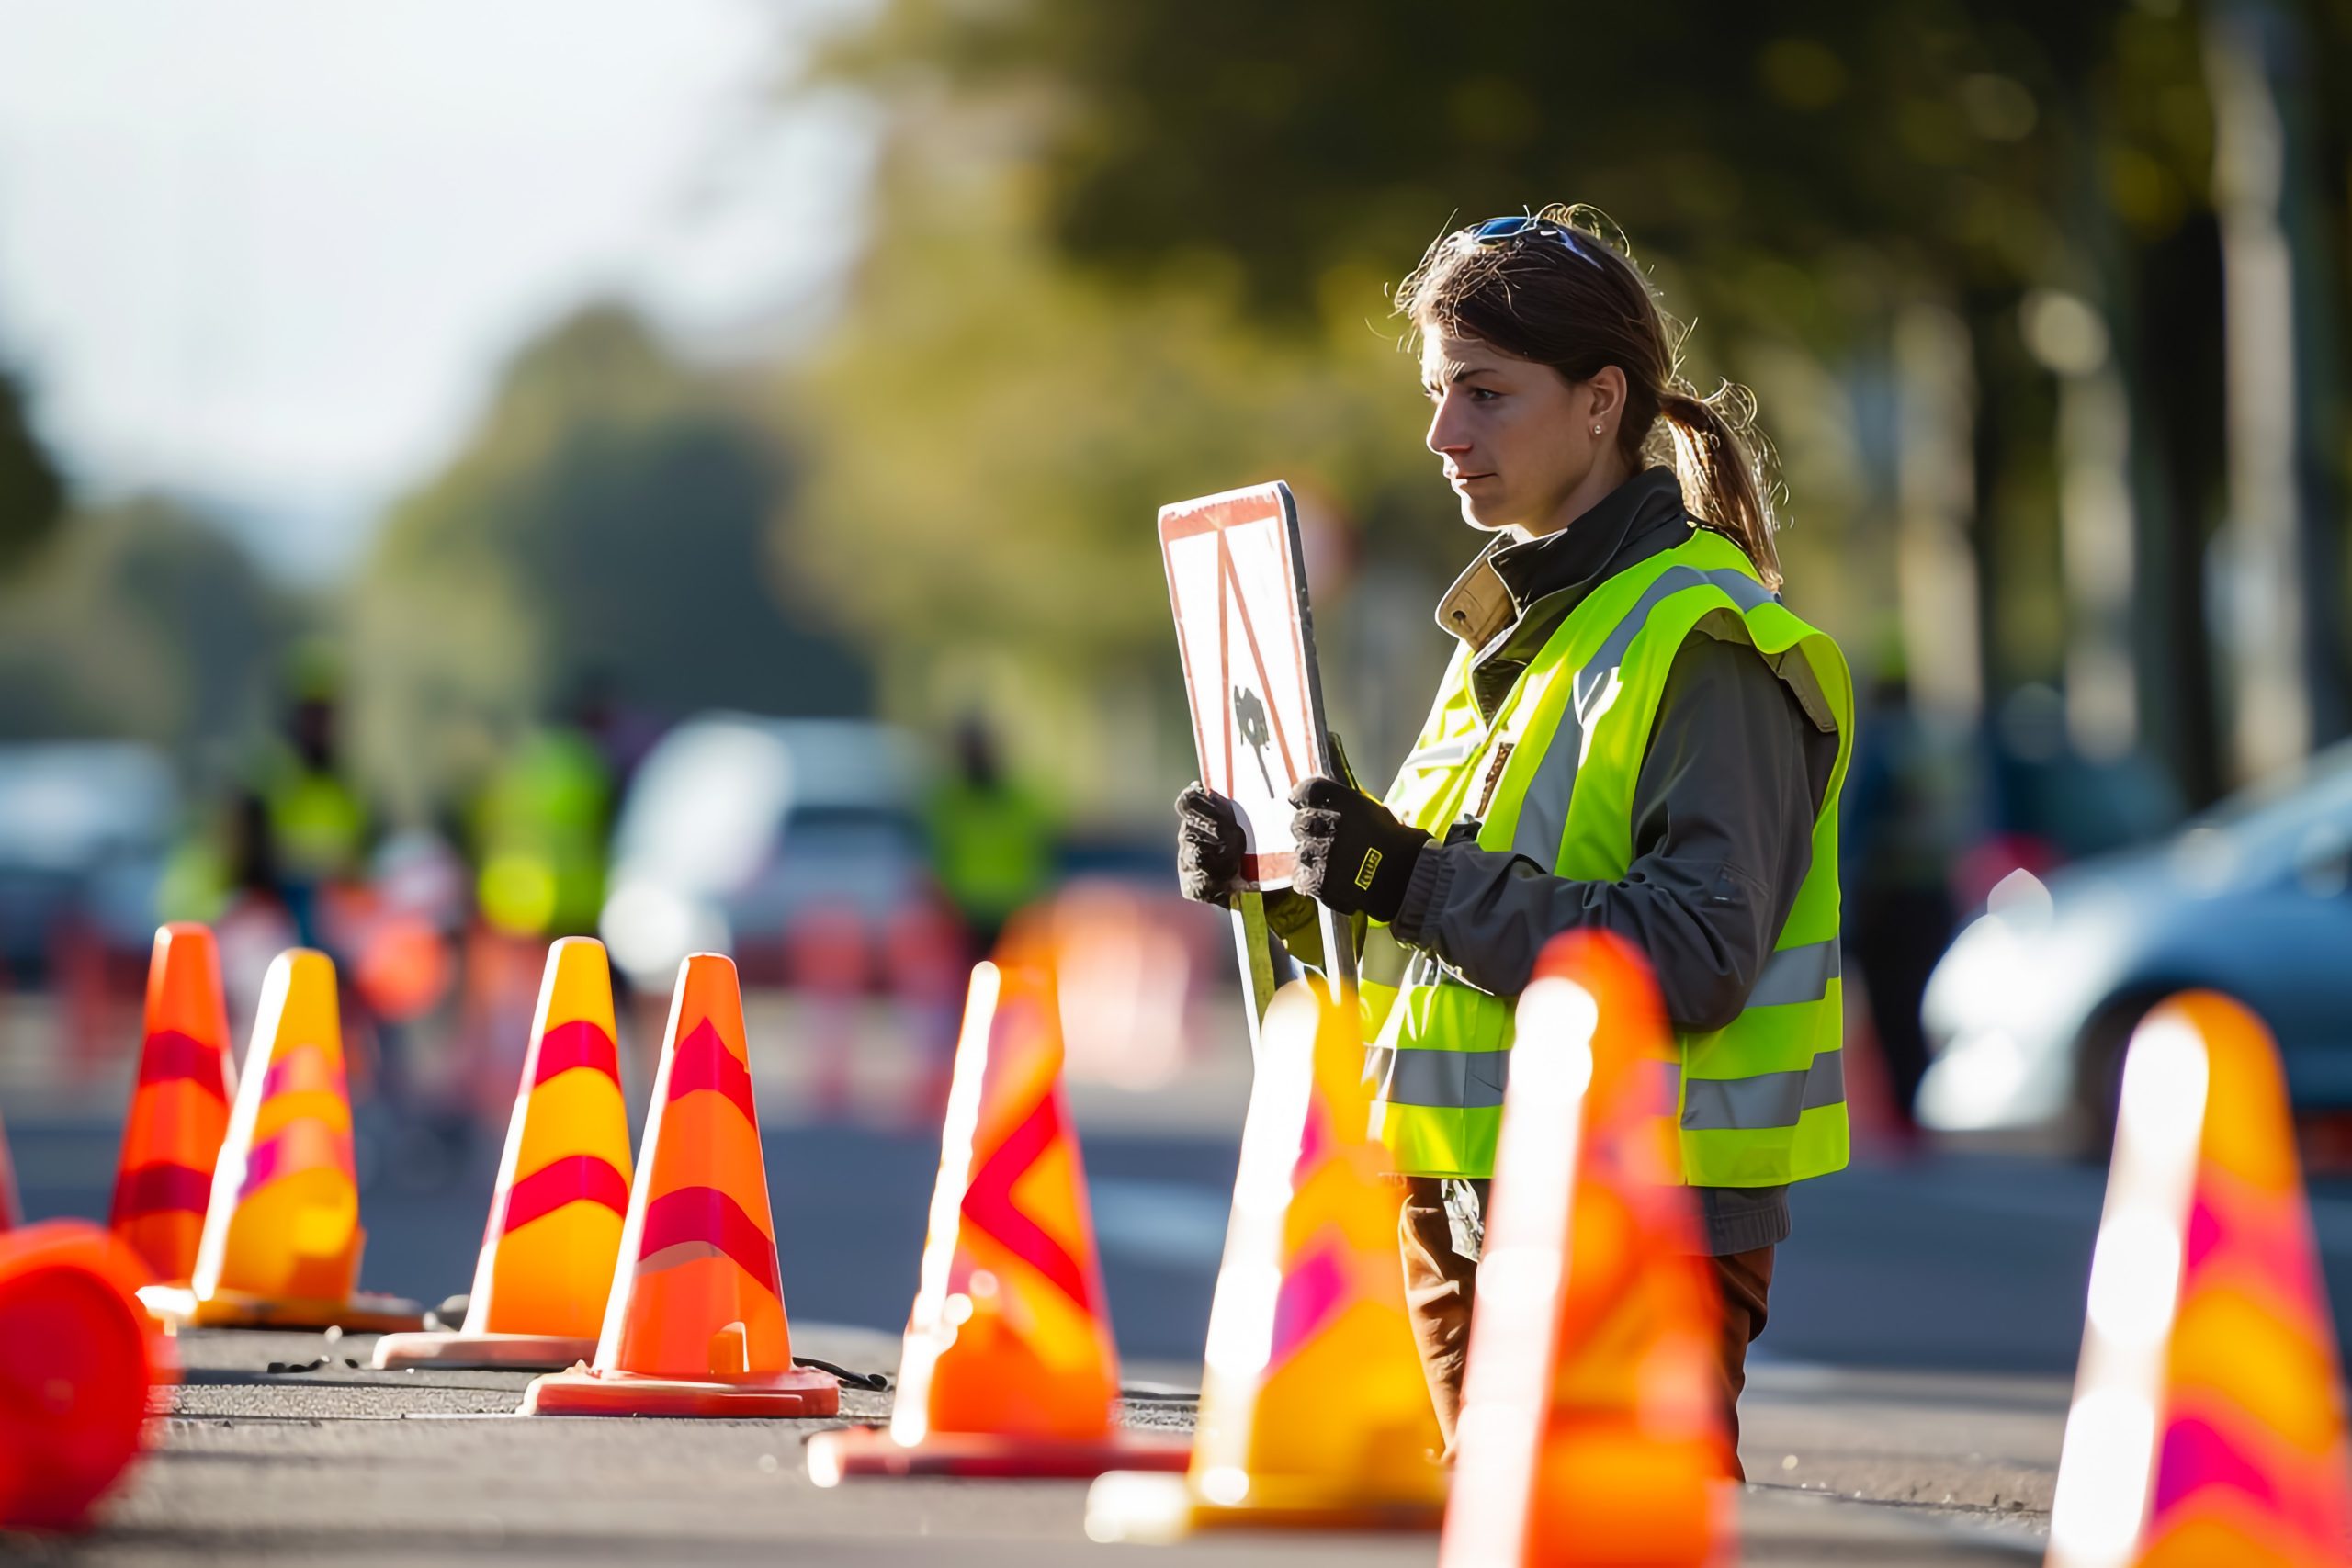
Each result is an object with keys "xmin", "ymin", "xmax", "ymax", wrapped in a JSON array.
[{"xmin": 1362, "ymin": 528, "xmax": 1855, "ymax": 1187}]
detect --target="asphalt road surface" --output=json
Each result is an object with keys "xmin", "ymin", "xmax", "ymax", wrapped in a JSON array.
[{"xmin": 16, "ymin": 1060, "xmax": 2352, "ymax": 1562}]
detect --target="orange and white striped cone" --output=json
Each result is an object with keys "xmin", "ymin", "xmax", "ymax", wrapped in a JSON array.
[
  {"xmin": 520, "ymin": 953, "xmax": 836, "ymax": 1417},
  {"xmin": 108, "ymin": 924, "xmax": 237, "ymax": 1285},
  {"xmin": 807, "ymin": 942, "xmax": 1188, "ymax": 1482},
  {"xmin": 139, "ymin": 949, "xmax": 424, "ymax": 1332},
  {"xmin": 0, "ymin": 1221, "xmax": 174, "ymax": 1529},
  {"xmin": 1087, "ymin": 979, "xmax": 1446, "ymax": 1540},
  {"xmin": 1441, "ymin": 931, "xmax": 1734, "ymax": 1567},
  {"xmin": 376, "ymin": 937, "xmax": 633, "ymax": 1370},
  {"xmin": 2047, "ymin": 992, "xmax": 2352, "ymax": 1568}
]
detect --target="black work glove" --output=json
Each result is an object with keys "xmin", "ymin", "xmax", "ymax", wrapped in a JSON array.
[
  {"xmin": 1175, "ymin": 783, "xmax": 1249, "ymax": 906},
  {"xmin": 1289, "ymin": 776, "xmax": 1428, "ymax": 924}
]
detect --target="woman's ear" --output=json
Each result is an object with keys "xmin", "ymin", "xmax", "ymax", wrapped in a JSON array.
[{"xmin": 1585, "ymin": 365, "xmax": 1628, "ymax": 426}]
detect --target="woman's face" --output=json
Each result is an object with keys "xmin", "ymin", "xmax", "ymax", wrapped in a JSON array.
[{"xmin": 1421, "ymin": 331, "xmax": 1615, "ymax": 538}]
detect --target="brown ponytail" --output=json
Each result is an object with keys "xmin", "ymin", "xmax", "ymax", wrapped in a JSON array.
[
  {"xmin": 1657, "ymin": 382, "xmax": 1781, "ymax": 592},
  {"xmin": 1399, "ymin": 205, "xmax": 1785, "ymax": 591}
]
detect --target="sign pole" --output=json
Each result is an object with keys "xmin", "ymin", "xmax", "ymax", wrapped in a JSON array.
[
  {"xmin": 1316, "ymin": 905, "xmax": 1358, "ymax": 998},
  {"xmin": 1229, "ymin": 894, "xmax": 1281, "ymax": 1060}
]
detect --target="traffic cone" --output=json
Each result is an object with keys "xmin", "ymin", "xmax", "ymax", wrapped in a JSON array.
[
  {"xmin": 108, "ymin": 924, "xmax": 237, "ymax": 1285},
  {"xmin": 0, "ymin": 1220, "xmax": 175, "ymax": 1529},
  {"xmin": 375, "ymin": 937, "xmax": 634, "ymax": 1370},
  {"xmin": 806, "ymin": 950, "xmax": 1189, "ymax": 1483},
  {"xmin": 1086, "ymin": 978, "xmax": 1446, "ymax": 1541},
  {"xmin": 2047, "ymin": 992, "xmax": 2352, "ymax": 1568},
  {"xmin": 138, "ymin": 949, "xmax": 424, "ymax": 1332},
  {"xmin": 1440, "ymin": 931, "xmax": 1733, "ymax": 1568},
  {"xmin": 520, "ymin": 953, "xmax": 837, "ymax": 1416}
]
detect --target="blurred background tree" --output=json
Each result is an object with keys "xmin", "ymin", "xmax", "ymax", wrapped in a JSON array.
[
  {"xmin": 0, "ymin": 495, "xmax": 291, "ymax": 760},
  {"xmin": 0, "ymin": 364, "xmax": 63, "ymax": 573},
  {"xmin": 782, "ymin": 0, "xmax": 2352, "ymax": 821},
  {"xmin": 352, "ymin": 304, "xmax": 871, "ymax": 819}
]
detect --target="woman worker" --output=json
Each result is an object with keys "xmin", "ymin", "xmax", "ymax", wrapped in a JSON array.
[{"xmin": 1175, "ymin": 208, "xmax": 1852, "ymax": 1474}]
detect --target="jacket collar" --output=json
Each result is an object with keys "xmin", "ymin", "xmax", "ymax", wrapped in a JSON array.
[{"xmin": 1432, "ymin": 467, "xmax": 1690, "ymax": 657}]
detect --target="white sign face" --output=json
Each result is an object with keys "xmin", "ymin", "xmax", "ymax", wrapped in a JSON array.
[{"xmin": 1160, "ymin": 481, "xmax": 1331, "ymax": 890}]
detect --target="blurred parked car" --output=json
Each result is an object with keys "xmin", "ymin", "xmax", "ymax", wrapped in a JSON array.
[
  {"xmin": 0, "ymin": 742, "xmax": 176, "ymax": 983},
  {"xmin": 596, "ymin": 716, "xmax": 939, "ymax": 992},
  {"xmin": 1917, "ymin": 739, "xmax": 2352, "ymax": 1149}
]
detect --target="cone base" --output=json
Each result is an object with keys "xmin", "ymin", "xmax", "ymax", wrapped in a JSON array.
[
  {"xmin": 138, "ymin": 1284, "xmax": 427, "ymax": 1334},
  {"xmin": 805, "ymin": 1425, "xmax": 1193, "ymax": 1484},
  {"xmin": 1083, "ymin": 1470, "xmax": 1446, "ymax": 1543},
  {"xmin": 520, "ymin": 1364, "xmax": 841, "ymax": 1418},
  {"xmin": 370, "ymin": 1330, "xmax": 599, "ymax": 1371}
]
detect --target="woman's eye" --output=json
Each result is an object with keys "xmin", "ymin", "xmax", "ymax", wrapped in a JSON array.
[{"xmin": 1467, "ymin": 388, "xmax": 1498, "ymax": 403}]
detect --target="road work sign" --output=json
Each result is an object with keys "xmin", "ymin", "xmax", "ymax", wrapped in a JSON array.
[{"xmin": 1159, "ymin": 480, "xmax": 1337, "ymax": 891}]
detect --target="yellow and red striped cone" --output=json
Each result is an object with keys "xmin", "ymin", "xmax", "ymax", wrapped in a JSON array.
[
  {"xmin": 108, "ymin": 924, "xmax": 237, "ymax": 1285},
  {"xmin": 520, "ymin": 952, "xmax": 836, "ymax": 1416},
  {"xmin": 1441, "ymin": 931, "xmax": 1733, "ymax": 1567},
  {"xmin": 1086, "ymin": 978, "xmax": 1445, "ymax": 1540},
  {"xmin": 807, "ymin": 937, "xmax": 1188, "ymax": 1483},
  {"xmin": 139, "ymin": 949, "xmax": 424, "ymax": 1332},
  {"xmin": 2048, "ymin": 992, "xmax": 2352, "ymax": 1568},
  {"xmin": 376, "ymin": 937, "xmax": 634, "ymax": 1370}
]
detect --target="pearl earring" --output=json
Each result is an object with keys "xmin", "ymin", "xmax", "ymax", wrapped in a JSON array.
[{"xmin": 1591, "ymin": 423, "xmax": 1603, "ymax": 435}]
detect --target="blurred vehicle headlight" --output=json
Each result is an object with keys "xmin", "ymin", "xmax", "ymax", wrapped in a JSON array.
[{"xmin": 601, "ymin": 879, "xmax": 729, "ymax": 988}]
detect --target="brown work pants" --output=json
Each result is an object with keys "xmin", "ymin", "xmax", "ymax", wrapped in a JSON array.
[{"xmin": 1398, "ymin": 1177, "xmax": 1773, "ymax": 1481}]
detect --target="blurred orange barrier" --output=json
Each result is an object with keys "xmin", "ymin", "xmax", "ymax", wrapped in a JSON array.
[
  {"xmin": 376, "ymin": 938, "xmax": 633, "ymax": 1371},
  {"xmin": 521, "ymin": 953, "xmax": 837, "ymax": 1417},
  {"xmin": 784, "ymin": 907, "xmax": 870, "ymax": 1118},
  {"xmin": 807, "ymin": 953, "xmax": 1187, "ymax": 1483},
  {"xmin": 2047, "ymin": 992, "xmax": 2352, "ymax": 1568},
  {"xmin": 139, "ymin": 949, "xmax": 424, "ymax": 1332},
  {"xmin": 109, "ymin": 924, "xmax": 237, "ymax": 1285},
  {"xmin": 1044, "ymin": 882, "xmax": 1198, "ymax": 1092},
  {"xmin": 1086, "ymin": 979, "xmax": 1445, "ymax": 1541},
  {"xmin": 0, "ymin": 1221, "xmax": 175, "ymax": 1529},
  {"xmin": 1441, "ymin": 931, "xmax": 1733, "ymax": 1568}
]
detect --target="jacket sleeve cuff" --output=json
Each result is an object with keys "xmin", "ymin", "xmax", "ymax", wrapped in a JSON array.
[{"xmin": 1388, "ymin": 839, "xmax": 1457, "ymax": 951}]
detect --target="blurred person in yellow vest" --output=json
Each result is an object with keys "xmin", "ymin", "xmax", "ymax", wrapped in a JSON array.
[
  {"xmin": 470, "ymin": 684, "xmax": 617, "ymax": 941},
  {"xmin": 926, "ymin": 715, "xmax": 1056, "ymax": 959},
  {"xmin": 256, "ymin": 654, "xmax": 371, "ymax": 949}
]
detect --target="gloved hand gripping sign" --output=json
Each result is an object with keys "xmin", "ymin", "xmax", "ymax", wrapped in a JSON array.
[{"xmin": 1159, "ymin": 481, "xmax": 1354, "ymax": 1046}]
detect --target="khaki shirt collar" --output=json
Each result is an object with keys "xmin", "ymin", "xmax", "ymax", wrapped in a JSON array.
[{"xmin": 1431, "ymin": 467, "xmax": 1688, "ymax": 657}]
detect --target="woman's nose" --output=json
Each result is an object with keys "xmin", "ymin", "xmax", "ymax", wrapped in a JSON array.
[{"xmin": 1427, "ymin": 404, "xmax": 1469, "ymax": 457}]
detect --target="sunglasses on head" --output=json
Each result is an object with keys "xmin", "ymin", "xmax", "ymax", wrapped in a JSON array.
[{"xmin": 1464, "ymin": 214, "xmax": 1605, "ymax": 272}]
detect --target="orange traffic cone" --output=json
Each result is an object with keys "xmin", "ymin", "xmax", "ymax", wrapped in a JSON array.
[
  {"xmin": 806, "ymin": 951, "xmax": 1189, "ymax": 1483},
  {"xmin": 1086, "ymin": 979, "xmax": 1445, "ymax": 1540},
  {"xmin": 2047, "ymin": 992, "xmax": 2352, "ymax": 1568},
  {"xmin": 0, "ymin": 1220, "xmax": 175, "ymax": 1529},
  {"xmin": 1441, "ymin": 931, "xmax": 1733, "ymax": 1567},
  {"xmin": 520, "ymin": 953, "xmax": 837, "ymax": 1416},
  {"xmin": 139, "ymin": 949, "xmax": 424, "ymax": 1332},
  {"xmin": 376, "ymin": 937, "xmax": 634, "ymax": 1370},
  {"xmin": 109, "ymin": 924, "xmax": 237, "ymax": 1285}
]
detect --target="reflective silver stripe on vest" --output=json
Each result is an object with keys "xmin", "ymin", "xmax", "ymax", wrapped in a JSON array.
[
  {"xmin": 1372, "ymin": 1040, "xmax": 1843, "ymax": 1128},
  {"xmin": 1678, "ymin": 1049, "xmax": 1845, "ymax": 1132},
  {"xmin": 1363, "ymin": 1044, "xmax": 1512, "ymax": 1110},
  {"xmin": 1746, "ymin": 939, "xmax": 1842, "ymax": 1008},
  {"xmin": 1400, "ymin": 735, "xmax": 1479, "ymax": 770},
  {"xmin": 1509, "ymin": 565, "xmax": 1781, "ymax": 864}
]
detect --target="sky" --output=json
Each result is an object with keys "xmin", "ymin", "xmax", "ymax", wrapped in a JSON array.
[{"xmin": 0, "ymin": 0, "xmax": 872, "ymax": 581}]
